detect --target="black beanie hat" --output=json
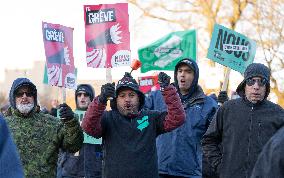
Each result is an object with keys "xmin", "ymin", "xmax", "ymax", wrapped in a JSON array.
[
  {"xmin": 236, "ymin": 63, "xmax": 270, "ymax": 98},
  {"xmin": 243, "ymin": 63, "xmax": 270, "ymax": 81},
  {"xmin": 75, "ymin": 84, "xmax": 95, "ymax": 108},
  {"xmin": 111, "ymin": 72, "xmax": 145, "ymax": 111}
]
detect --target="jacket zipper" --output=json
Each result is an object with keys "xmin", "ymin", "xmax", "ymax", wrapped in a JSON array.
[{"xmin": 246, "ymin": 106, "xmax": 254, "ymax": 178}]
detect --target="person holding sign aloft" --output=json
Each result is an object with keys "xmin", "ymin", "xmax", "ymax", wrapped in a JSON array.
[
  {"xmin": 57, "ymin": 84, "xmax": 103, "ymax": 178},
  {"xmin": 5, "ymin": 78, "xmax": 83, "ymax": 178},
  {"xmin": 81, "ymin": 72, "xmax": 185, "ymax": 178}
]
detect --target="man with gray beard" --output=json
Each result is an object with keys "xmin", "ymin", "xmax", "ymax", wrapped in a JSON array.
[
  {"xmin": 5, "ymin": 77, "xmax": 83, "ymax": 177},
  {"xmin": 16, "ymin": 101, "xmax": 34, "ymax": 114}
]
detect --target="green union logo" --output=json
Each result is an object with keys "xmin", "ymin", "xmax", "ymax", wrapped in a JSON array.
[{"xmin": 137, "ymin": 116, "xmax": 149, "ymax": 131}]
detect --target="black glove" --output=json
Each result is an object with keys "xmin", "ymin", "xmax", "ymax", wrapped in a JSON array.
[
  {"xmin": 99, "ymin": 82, "xmax": 115, "ymax": 104},
  {"xmin": 158, "ymin": 72, "xmax": 171, "ymax": 90},
  {"xmin": 217, "ymin": 91, "xmax": 229, "ymax": 104},
  {"xmin": 58, "ymin": 103, "xmax": 74, "ymax": 121}
]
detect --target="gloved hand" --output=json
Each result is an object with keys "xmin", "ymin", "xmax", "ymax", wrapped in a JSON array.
[
  {"xmin": 99, "ymin": 82, "xmax": 115, "ymax": 104},
  {"xmin": 58, "ymin": 103, "xmax": 74, "ymax": 121},
  {"xmin": 217, "ymin": 91, "xmax": 229, "ymax": 104},
  {"xmin": 158, "ymin": 72, "xmax": 171, "ymax": 90}
]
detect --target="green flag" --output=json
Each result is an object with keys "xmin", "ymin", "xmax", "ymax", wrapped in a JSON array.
[{"xmin": 138, "ymin": 30, "xmax": 197, "ymax": 73}]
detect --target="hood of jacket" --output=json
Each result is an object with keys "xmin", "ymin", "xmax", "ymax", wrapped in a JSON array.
[
  {"xmin": 9, "ymin": 78, "xmax": 37, "ymax": 110},
  {"xmin": 174, "ymin": 58, "xmax": 199, "ymax": 102},
  {"xmin": 236, "ymin": 63, "xmax": 270, "ymax": 102}
]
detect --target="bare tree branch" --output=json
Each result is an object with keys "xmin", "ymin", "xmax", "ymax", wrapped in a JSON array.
[{"xmin": 128, "ymin": 0, "xmax": 284, "ymax": 105}]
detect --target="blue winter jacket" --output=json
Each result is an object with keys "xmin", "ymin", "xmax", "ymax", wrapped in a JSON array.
[
  {"xmin": 0, "ymin": 116, "xmax": 24, "ymax": 178},
  {"xmin": 145, "ymin": 86, "xmax": 217, "ymax": 177}
]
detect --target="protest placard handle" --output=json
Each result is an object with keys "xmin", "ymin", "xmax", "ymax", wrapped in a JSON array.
[
  {"xmin": 106, "ymin": 67, "xmax": 112, "ymax": 83},
  {"xmin": 62, "ymin": 87, "xmax": 66, "ymax": 103},
  {"xmin": 221, "ymin": 67, "xmax": 231, "ymax": 92},
  {"xmin": 106, "ymin": 67, "xmax": 113, "ymax": 104},
  {"xmin": 218, "ymin": 67, "xmax": 231, "ymax": 106}
]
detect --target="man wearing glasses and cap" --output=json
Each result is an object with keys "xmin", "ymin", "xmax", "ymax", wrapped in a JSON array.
[
  {"xmin": 5, "ymin": 77, "xmax": 83, "ymax": 178},
  {"xmin": 202, "ymin": 63, "xmax": 284, "ymax": 178}
]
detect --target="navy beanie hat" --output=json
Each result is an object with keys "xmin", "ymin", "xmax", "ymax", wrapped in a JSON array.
[{"xmin": 75, "ymin": 84, "xmax": 95, "ymax": 103}]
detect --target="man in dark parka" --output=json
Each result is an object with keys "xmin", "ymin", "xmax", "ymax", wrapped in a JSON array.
[{"xmin": 202, "ymin": 63, "xmax": 284, "ymax": 178}]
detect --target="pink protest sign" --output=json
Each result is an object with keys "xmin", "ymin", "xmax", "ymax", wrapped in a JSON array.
[
  {"xmin": 42, "ymin": 22, "xmax": 76, "ymax": 89},
  {"xmin": 84, "ymin": 3, "xmax": 130, "ymax": 68},
  {"xmin": 138, "ymin": 75, "xmax": 160, "ymax": 94}
]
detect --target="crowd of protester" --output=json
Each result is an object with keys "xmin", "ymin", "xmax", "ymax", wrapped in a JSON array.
[{"xmin": 1, "ymin": 59, "xmax": 284, "ymax": 178}]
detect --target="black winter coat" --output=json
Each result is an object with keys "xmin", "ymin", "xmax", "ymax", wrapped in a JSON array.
[
  {"xmin": 250, "ymin": 125, "xmax": 284, "ymax": 178},
  {"xmin": 202, "ymin": 98, "xmax": 284, "ymax": 178}
]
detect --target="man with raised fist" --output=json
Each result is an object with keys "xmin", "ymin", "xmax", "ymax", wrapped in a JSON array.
[
  {"xmin": 82, "ymin": 72, "xmax": 185, "ymax": 178},
  {"xmin": 145, "ymin": 58, "xmax": 218, "ymax": 178}
]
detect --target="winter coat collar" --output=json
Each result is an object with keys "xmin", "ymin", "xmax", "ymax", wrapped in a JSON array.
[
  {"xmin": 182, "ymin": 85, "xmax": 205, "ymax": 108},
  {"xmin": 242, "ymin": 95, "xmax": 267, "ymax": 108}
]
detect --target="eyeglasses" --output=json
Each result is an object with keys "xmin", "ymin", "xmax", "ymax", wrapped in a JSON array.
[
  {"xmin": 76, "ymin": 92, "xmax": 89, "ymax": 97},
  {"xmin": 246, "ymin": 78, "xmax": 267, "ymax": 87},
  {"xmin": 15, "ymin": 91, "xmax": 34, "ymax": 97}
]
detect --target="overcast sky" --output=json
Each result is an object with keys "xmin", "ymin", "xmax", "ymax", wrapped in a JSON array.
[{"xmin": 0, "ymin": 0, "xmax": 174, "ymax": 82}]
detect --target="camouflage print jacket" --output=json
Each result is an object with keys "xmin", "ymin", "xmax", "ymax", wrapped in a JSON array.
[{"xmin": 5, "ymin": 107, "xmax": 83, "ymax": 178}]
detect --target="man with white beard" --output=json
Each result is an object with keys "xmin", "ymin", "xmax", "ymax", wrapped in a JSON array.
[
  {"xmin": 5, "ymin": 77, "xmax": 83, "ymax": 177},
  {"xmin": 15, "ymin": 88, "xmax": 34, "ymax": 114}
]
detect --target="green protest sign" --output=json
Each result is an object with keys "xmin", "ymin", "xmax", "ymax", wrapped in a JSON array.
[
  {"xmin": 138, "ymin": 30, "xmax": 197, "ymax": 73},
  {"xmin": 74, "ymin": 110, "xmax": 102, "ymax": 144},
  {"xmin": 207, "ymin": 24, "xmax": 256, "ymax": 73}
]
